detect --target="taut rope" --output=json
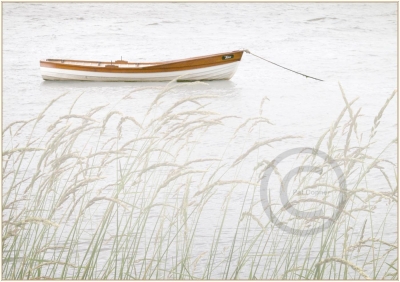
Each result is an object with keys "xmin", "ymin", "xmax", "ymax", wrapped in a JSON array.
[{"xmin": 243, "ymin": 49, "xmax": 323, "ymax": 82}]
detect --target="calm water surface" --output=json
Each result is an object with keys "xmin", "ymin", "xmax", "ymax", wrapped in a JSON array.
[
  {"xmin": 2, "ymin": 3, "xmax": 397, "ymax": 278},
  {"xmin": 3, "ymin": 3, "xmax": 397, "ymax": 131}
]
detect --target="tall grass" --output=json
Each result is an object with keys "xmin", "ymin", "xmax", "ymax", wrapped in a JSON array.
[{"xmin": 2, "ymin": 81, "xmax": 397, "ymax": 279}]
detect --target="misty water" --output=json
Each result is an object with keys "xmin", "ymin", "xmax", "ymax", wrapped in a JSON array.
[{"xmin": 2, "ymin": 3, "xmax": 397, "ymax": 279}]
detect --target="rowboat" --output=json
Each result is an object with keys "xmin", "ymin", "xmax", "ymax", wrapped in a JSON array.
[{"xmin": 40, "ymin": 50, "xmax": 244, "ymax": 82}]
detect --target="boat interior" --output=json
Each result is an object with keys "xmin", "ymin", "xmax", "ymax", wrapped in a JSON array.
[{"xmin": 45, "ymin": 59, "xmax": 157, "ymax": 68}]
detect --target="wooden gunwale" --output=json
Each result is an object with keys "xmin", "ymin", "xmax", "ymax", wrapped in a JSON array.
[{"xmin": 40, "ymin": 50, "xmax": 244, "ymax": 73}]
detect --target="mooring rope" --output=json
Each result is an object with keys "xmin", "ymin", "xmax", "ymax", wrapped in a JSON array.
[{"xmin": 243, "ymin": 49, "xmax": 323, "ymax": 82}]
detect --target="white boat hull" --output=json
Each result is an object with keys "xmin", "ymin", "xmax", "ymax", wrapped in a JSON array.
[{"xmin": 41, "ymin": 61, "xmax": 240, "ymax": 82}]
